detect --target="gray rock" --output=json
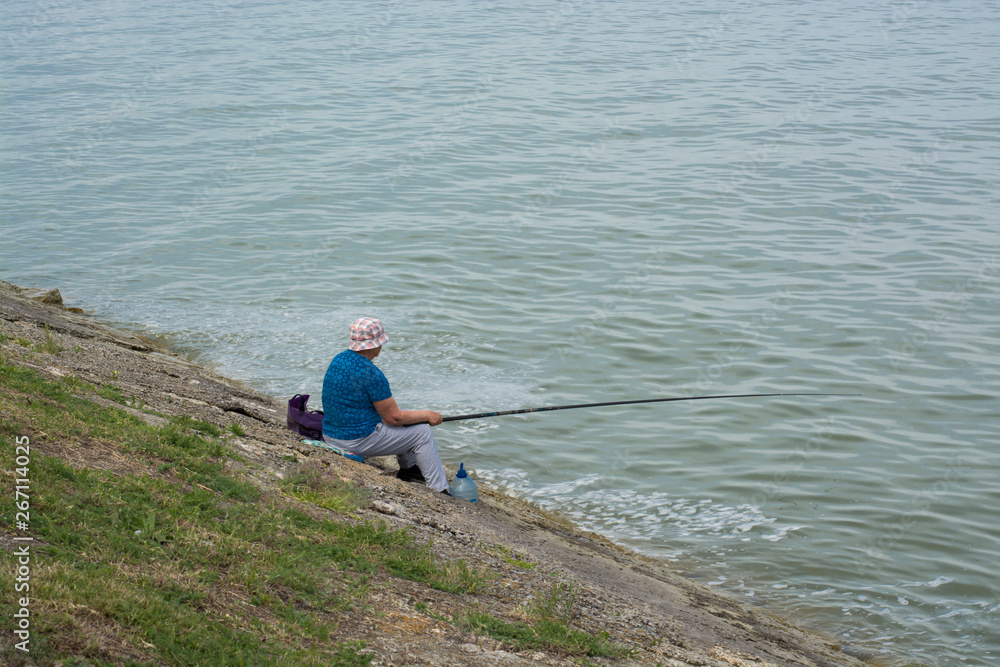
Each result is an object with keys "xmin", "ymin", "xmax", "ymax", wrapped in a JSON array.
[
  {"xmin": 372, "ymin": 500, "xmax": 405, "ymax": 517},
  {"xmin": 19, "ymin": 287, "xmax": 64, "ymax": 305}
]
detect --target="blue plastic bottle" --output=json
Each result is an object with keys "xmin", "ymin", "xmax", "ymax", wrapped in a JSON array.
[{"xmin": 448, "ymin": 463, "xmax": 478, "ymax": 502}]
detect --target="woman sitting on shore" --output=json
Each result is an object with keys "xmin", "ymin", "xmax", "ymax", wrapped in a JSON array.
[{"xmin": 320, "ymin": 317, "xmax": 449, "ymax": 493}]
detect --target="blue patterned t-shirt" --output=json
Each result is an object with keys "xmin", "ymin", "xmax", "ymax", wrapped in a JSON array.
[{"xmin": 321, "ymin": 350, "xmax": 392, "ymax": 440}]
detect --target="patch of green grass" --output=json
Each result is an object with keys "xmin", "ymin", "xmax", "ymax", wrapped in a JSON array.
[
  {"xmin": 15, "ymin": 335, "xmax": 31, "ymax": 346},
  {"xmin": 34, "ymin": 324, "xmax": 63, "ymax": 355},
  {"xmin": 96, "ymin": 382, "xmax": 126, "ymax": 404},
  {"xmin": 384, "ymin": 545, "xmax": 492, "ymax": 595},
  {"xmin": 0, "ymin": 359, "xmax": 484, "ymax": 665},
  {"xmin": 434, "ymin": 558, "xmax": 492, "ymax": 594},
  {"xmin": 230, "ymin": 422, "xmax": 246, "ymax": 437},
  {"xmin": 60, "ymin": 374, "xmax": 90, "ymax": 393},
  {"xmin": 489, "ymin": 543, "xmax": 538, "ymax": 570},
  {"xmin": 170, "ymin": 413, "xmax": 223, "ymax": 438},
  {"xmin": 328, "ymin": 641, "xmax": 374, "ymax": 666},
  {"xmin": 282, "ymin": 461, "xmax": 370, "ymax": 514},
  {"xmin": 456, "ymin": 582, "xmax": 627, "ymax": 658}
]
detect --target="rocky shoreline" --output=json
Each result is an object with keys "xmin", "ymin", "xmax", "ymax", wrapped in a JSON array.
[{"xmin": 1, "ymin": 280, "xmax": 870, "ymax": 667}]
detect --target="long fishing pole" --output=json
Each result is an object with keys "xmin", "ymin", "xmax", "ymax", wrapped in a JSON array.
[{"xmin": 441, "ymin": 393, "xmax": 860, "ymax": 423}]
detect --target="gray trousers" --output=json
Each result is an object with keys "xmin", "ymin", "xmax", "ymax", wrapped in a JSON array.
[{"xmin": 324, "ymin": 422, "xmax": 448, "ymax": 492}]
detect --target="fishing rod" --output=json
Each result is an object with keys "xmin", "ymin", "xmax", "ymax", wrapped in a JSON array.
[{"xmin": 441, "ymin": 393, "xmax": 860, "ymax": 423}]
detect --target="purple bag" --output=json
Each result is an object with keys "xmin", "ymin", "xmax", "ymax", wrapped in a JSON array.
[{"xmin": 287, "ymin": 394, "xmax": 324, "ymax": 440}]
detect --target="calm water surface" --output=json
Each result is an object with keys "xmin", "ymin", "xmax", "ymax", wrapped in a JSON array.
[{"xmin": 3, "ymin": 1, "xmax": 999, "ymax": 664}]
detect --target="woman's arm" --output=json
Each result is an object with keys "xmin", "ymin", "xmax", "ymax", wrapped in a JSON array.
[{"xmin": 373, "ymin": 397, "xmax": 442, "ymax": 427}]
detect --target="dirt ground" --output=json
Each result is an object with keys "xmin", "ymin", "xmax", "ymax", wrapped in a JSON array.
[{"xmin": 0, "ymin": 280, "xmax": 874, "ymax": 667}]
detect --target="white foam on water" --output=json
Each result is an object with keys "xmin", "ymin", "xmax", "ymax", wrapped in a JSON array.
[
  {"xmin": 901, "ymin": 576, "xmax": 954, "ymax": 589},
  {"xmin": 475, "ymin": 468, "xmax": 779, "ymax": 548},
  {"xmin": 761, "ymin": 524, "xmax": 805, "ymax": 542}
]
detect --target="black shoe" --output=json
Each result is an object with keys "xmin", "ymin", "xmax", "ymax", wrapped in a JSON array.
[{"xmin": 395, "ymin": 465, "xmax": 426, "ymax": 483}]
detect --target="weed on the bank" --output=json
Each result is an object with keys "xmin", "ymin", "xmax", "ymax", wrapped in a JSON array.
[
  {"xmin": 456, "ymin": 582, "xmax": 628, "ymax": 658},
  {"xmin": 487, "ymin": 543, "xmax": 538, "ymax": 570},
  {"xmin": 170, "ymin": 413, "xmax": 223, "ymax": 438},
  {"xmin": 33, "ymin": 325, "xmax": 63, "ymax": 355},
  {"xmin": 282, "ymin": 460, "xmax": 371, "ymax": 514},
  {"xmin": 96, "ymin": 382, "xmax": 127, "ymax": 404}
]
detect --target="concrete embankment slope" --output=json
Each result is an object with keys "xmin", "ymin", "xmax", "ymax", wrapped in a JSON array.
[{"xmin": 0, "ymin": 280, "xmax": 871, "ymax": 667}]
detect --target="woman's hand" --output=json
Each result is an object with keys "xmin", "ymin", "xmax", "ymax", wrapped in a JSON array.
[{"xmin": 374, "ymin": 397, "xmax": 443, "ymax": 427}]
